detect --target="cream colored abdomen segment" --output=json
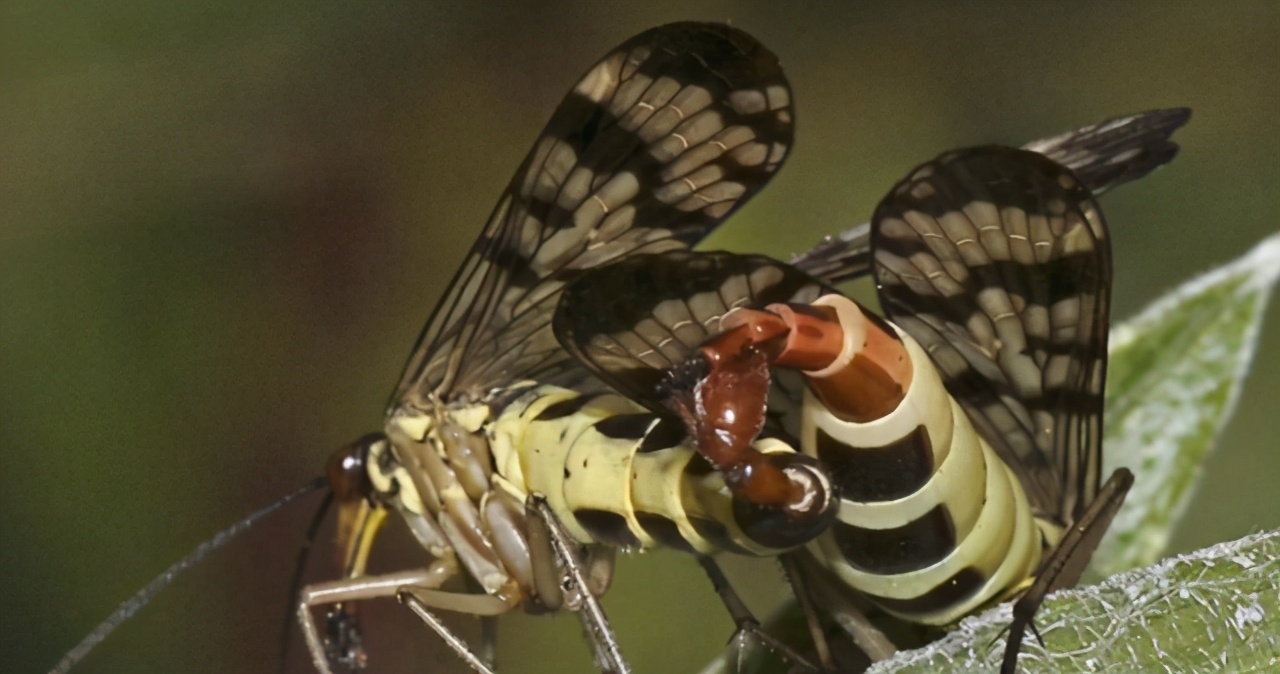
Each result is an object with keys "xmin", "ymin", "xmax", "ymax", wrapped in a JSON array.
[{"xmin": 802, "ymin": 328, "xmax": 1045, "ymax": 625}]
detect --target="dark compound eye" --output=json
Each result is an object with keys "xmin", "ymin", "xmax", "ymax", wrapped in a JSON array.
[{"xmin": 326, "ymin": 434, "xmax": 381, "ymax": 503}]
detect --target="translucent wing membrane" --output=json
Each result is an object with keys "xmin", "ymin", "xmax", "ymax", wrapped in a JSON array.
[
  {"xmin": 391, "ymin": 23, "xmax": 795, "ymax": 408},
  {"xmin": 1021, "ymin": 107, "xmax": 1190, "ymax": 195},
  {"xmin": 870, "ymin": 147, "xmax": 1111, "ymax": 524},
  {"xmin": 792, "ymin": 108, "xmax": 1187, "ymax": 285},
  {"xmin": 553, "ymin": 250, "xmax": 828, "ymax": 411}
]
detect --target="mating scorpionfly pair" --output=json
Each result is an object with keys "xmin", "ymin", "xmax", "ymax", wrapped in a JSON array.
[{"xmin": 50, "ymin": 21, "xmax": 1188, "ymax": 674}]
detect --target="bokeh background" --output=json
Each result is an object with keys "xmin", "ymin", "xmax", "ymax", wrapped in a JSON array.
[{"xmin": 4, "ymin": 2, "xmax": 1277, "ymax": 673}]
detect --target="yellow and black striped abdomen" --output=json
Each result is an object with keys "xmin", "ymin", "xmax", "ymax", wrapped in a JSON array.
[
  {"xmin": 489, "ymin": 384, "xmax": 801, "ymax": 557},
  {"xmin": 802, "ymin": 331, "xmax": 1057, "ymax": 625}
]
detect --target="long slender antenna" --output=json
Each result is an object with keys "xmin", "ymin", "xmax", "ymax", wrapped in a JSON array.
[
  {"xmin": 279, "ymin": 489, "xmax": 336, "ymax": 674},
  {"xmin": 49, "ymin": 477, "xmax": 327, "ymax": 674}
]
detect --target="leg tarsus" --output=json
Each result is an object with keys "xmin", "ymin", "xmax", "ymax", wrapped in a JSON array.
[
  {"xmin": 780, "ymin": 553, "xmax": 835, "ymax": 671},
  {"xmin": 297, "ymin": 564, "xmax": 454, "ymax": 674},
  {"xmin": 1029, "ymin": 620, "xmax": 1046, "ymax": 649},
  {"xmin": 794, "ymin": 552, "xmax": 896, "ymax": 664},
  {"xmin": 479, "ymin": 614, "xmax": 499, "ymax": 670},
  {"xmin": 698, "ymin": 556, "xmax": 824, "ymax": 673},
  {"xmin": 299, "ymin": 600, "xmax": 337, "ymax": 674},
  {"xmin": 1001, "ymin": 468, "xmax": 1134, "ymax": 674}
]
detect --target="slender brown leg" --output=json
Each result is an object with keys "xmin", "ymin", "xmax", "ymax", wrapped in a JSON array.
[
  {"xmin": 697, "ymin": 556, "xmax": 823, "ymax": 672},
  {"xmin": 478, "ymin": 613, "xmax": 499, "ymax": 671},
  {"xmin": 779, "ymin": 553, "xmax": 834, "ymax": 671},
  {"xmin": 1002, "ymin": 468, "xmax": 1134, "ymax": 673},
  {"xmin": 583, "ymin": 545, "xmax": 617, "ymax": 599},
  {"xmin": 793, "ymin": 552, "xmax": 897, "ymax": 664},
  {"xmin": 298, "ymin": 558, "xmax": 516, "ymax": 674},
  {"xmin": 297, "ymin": 565, "xmax": 454, "ymax": 674}
]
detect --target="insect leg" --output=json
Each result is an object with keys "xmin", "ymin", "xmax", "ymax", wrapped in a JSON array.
[
  {"xmin": 478, "ymin": 610, "xmax": 499, "ymax": 674},
  {"xmin": 526, "ymin": 494, "xmax": 631, "ymax": 674},
  {"xmin": 297, "ymin": 563, "xmax": 456, "ymax": 674},
  {"xmin": 697, "ymin": 556, "xmax": 823, "ymax": 673},
  {"xmin": 777, "ymin": 553, "xmax": 835, "ymax": 671},
  {"xmin": 396, "ymin": 584, "xmax": 519, "ymax": 674},
  {"xmin": 582, "ymin": 545, "xmax": 617, "ymax": 599},
  {"xmin": 1001, "ymin": 468, "xmax": 1134, "ymax": 673},
  {"xmin": 398, "ymin": 592, "xmax": 503, "ymax": 674},
  {"xmin": 791, "ymin": 552, "xmax": 898, "ymax": 665}
]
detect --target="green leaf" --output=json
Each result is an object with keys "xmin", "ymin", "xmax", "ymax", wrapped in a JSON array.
[
  {"xmin": 1093, "ymin": 232, "xmax": 1280, "ymax": 577},
  {"xmin": 868, "ymin": 528, "xmax": 1280, "ymax": 673}
]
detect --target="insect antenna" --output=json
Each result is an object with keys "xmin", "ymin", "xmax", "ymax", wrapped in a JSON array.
[
  {"xmin": 279, "ymin": 488, "xmax": 337, "ymax": 674},
  {"xmin": 49, "ymin": 477, "xmax": 327, "ymax": 674}
]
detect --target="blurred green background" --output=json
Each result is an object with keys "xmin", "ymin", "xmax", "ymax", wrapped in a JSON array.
[{"xmin": 3, "ymin": 2, "xmax": 1277, "ymax": 673}]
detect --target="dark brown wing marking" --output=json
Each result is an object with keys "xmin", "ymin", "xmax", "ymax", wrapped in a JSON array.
[
  {"xmin": 870, "ymin": 147, "xmax": 1111, "ymax": 524},
  {"xmin": 792, "ymin": 108, "xmax": 1187, "ymax": 285},
  {"xmin": 1021, "ymin": 107, "xmax": 1190, "ymax": 195},
  {"xmin": 553, "ymin": 251, "xmax": 829, "ymax": 412},
  {"xmin": 390, "ymin": 23, "xmax": 795, "ymax": 410}
]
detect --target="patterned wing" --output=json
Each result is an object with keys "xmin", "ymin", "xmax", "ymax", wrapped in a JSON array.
[
  {"xmin": 391, "ymin": 23, "xmax": 795, "ymax": 410},
  {"xmin": 553, "ymin": 251, "xmax": 829, "ymax": 411},
  {"xmin": 792, "ymin": 108, "xmax": 1187, "ymax": 285},
  {"xmin": 1022, "ymin": 107, "xmax": 1190, "ymax": 194},
  {"xmin": 870, "ymin": 147, "xmax": 1111, "ymax": 524}
]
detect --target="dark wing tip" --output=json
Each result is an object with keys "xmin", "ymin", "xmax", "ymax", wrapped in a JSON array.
[{"xmin": 1022, "ymin": 107, "xmax": 1192, "ymax": 195}]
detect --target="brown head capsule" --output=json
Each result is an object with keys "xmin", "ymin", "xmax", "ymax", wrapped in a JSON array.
[
  {"xmin": 326, "ymin": 433, "xmax": 380, "ymax": 504},
  {"xmin": 320, "ymin": 433, "xmax": 387, "ymax": 672}
]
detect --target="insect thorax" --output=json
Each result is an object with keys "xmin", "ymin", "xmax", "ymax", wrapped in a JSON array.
[{"xmin": 372, "ymin": 382, "xmax": 809, "ymax": 595}]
